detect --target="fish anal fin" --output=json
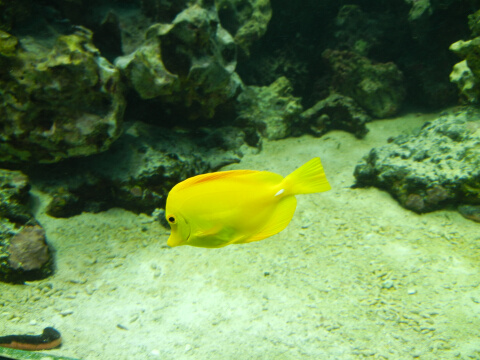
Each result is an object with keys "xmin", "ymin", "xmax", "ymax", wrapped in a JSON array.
[{"xmin": 239, "ymin": 195, "xmax": 297, "ymax": 244}]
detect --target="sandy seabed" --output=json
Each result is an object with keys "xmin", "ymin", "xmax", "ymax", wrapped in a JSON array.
[{"xmin": 1, "ymin": 111, "xmax": 479, "ymax": 360}]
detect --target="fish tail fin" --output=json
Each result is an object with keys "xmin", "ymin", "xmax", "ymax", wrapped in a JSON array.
[{"xmin": 283, "ymin": 157, "xmax": 331, "ymax": 195}]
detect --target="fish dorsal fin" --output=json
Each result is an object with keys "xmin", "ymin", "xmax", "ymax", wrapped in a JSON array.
[
  {"xmin": 236, "ymin": 195, "xmax": 297, "ymax": 244},
  {"xmin": 173, "ymin": 170, "xmax": 258, "ymax": 193}
]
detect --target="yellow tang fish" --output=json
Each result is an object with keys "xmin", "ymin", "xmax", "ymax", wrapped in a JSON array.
[{"xmin": 165, "ymin": 157, "xmax": 331, "ymax": 248}]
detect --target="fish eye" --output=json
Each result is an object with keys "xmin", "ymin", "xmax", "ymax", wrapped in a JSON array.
[{"xmin": 167, "ymin": 215, "xmax": 176, "ymax": 224}]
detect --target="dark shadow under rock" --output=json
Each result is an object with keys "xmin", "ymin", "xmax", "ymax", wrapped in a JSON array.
[
  {"xmin": 28, "ymin": 122, "xmax": 260, "ymax": 218},
  {"xmin": 458, "ymin": 204, "xmax": 480, "ymax": 222}
]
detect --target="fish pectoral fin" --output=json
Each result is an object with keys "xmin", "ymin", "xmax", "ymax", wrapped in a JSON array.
[
  {"xmin": 240, "ymin": 195, "xmax": 297, "ymax": 244},
  {"xmin": 194, "ymin": 224, "xmax": 223, "ymax": 238}
]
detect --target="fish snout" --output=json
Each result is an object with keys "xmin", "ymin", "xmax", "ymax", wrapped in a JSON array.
[{"xmin": 167, "ymin": 232, "xmax": 184, "ymax": 247}]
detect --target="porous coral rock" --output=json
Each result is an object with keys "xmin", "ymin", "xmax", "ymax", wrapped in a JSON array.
[
  {"xmin": 450, "ymin": 37, "xmax": 480, "ymax": 78},
  {"xmin": 216, "ymin": 0, "xmax": 271, "ymax": 55},
  {"xmin": 322, "ymin": 49, "xmax": 405, "ymax": 118},
  {"xmin": 449, "ymin": 59, "xmax": 479, "ymax": 103},
  {"xmin": 301, "ymin": 93, "xmax": 371, "ymax": 139},
  {"xmin": 0, "ymin": 27, "xmax": 125, "ymax": 163},
  {"xmin": 468, "ymin": 8, "xmax": 480, "ymax": 38},
  {"xmin": 405, "ymin": 0, "xmax": 433, "ymax": 40},
  {"xmin": 0, "ymin": 169, "xmax": 53, "ymax": 283},
  {"xmin": 139, "ymin": 0, "xmax": 271, "ymax": 55},
  {"xmin": 333, "ymin": 5, "xmax": 380, "ymax": 56},
  {"xmin": 0, "ymin": 169, "xmax": 31, "ymax": 224},
  {"xmin": 354, "ymin": 107, "xmax": 480, "ymax": 217},
  {"xmin": 0, "ymin": 30, "xmax": 17, "ymax": 57},
  {"xmin": 449, "ymin": 36, "xmax": 480, "ymax": 104},
  {"xmin": 449, "ymin": 9, "xmax": 480, "ymax": 104},
  {"xmin": 116, "ymin": 4, "xmax": 242, "ymax": 120},
  {"xmin": 236, "ymin": 77, "xmax": 302, "ymax": 140}
]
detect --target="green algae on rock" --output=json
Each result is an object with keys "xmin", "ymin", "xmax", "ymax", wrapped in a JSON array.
[
  {"xmin": 116, "ymin": 4, "xmax": 243, "ymax": 120},
  {"xmin": 0, "ymin": 27, "xmax": 125, "ymax": 163}
]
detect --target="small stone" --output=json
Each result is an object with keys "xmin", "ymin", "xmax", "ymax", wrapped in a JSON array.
[
  {"xmin": 382, "ymin": 280, "xmax": 394, "ymax": 289},
  {"xmin": 408, "ymin": 288, "xmax": 417, "ymax": 295},
  {"xmin": 7, "ymin": 225, "xmax": 49, "ymax": 271},
  {"xmin": 85, "ymin": 284, "xmax": 97, "ymax": 295},
  {"xmin": 150, "ymin": 349, "xmax": 160, "ymax": 357},
  {"xmin": 68, "ymin": 278, "xmax": 88, "ymax": 284}
]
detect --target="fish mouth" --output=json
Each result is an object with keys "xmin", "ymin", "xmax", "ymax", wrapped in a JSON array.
[
  {"xmin": 167, "ymin": 218, "xmax": 190, "ymax": 247},
  {"xmin": 167, "ymin": 233, "xmax": 183, "ymax": 247}
]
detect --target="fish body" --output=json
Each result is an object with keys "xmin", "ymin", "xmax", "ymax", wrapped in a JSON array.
[{"xmin": 165, "ymin": 157, "xmax": 331, "ymax": 248}]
